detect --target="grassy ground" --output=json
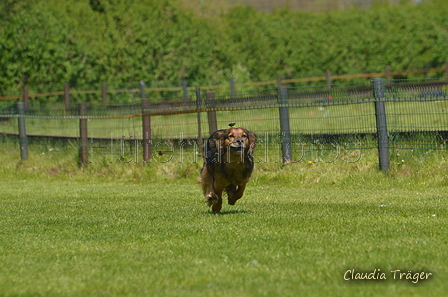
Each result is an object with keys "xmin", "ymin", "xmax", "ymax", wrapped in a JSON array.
[{"xmin": 1, "ymin": 144, "xmax": 447, "ymax": 296}]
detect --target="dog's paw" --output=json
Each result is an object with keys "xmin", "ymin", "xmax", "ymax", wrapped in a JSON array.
[
  {"xmin": 227, "ymin": 192, "xmax": 240, "ymax": 205},
  {"xmin": 205, "ymin": 192, "xmax": 218, "ymax": 207}
]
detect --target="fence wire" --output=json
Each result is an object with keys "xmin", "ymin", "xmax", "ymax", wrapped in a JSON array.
[{"xmin": 1, "ymin": 78, "xmax": 447, "ymax": 161}]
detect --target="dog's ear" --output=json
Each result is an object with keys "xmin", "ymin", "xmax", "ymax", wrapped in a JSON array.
[
  {"xmin": 213, "ymin": 129, "xmax": 228, "ymax": 152},
  {"xmin": 204, "ymin": 129, "xmax": 226, "ymax": 164},
  {"xmin": 245, "ymin": 129, "xmax": 257, "ymax": 153},
  {"xmin": 205, "ymin": 129, "xmax": 227, "ymax": 157}
]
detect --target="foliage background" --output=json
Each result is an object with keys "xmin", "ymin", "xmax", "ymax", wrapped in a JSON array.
[{"xmin": 1, "ymin": 0, "xmax": 447, "ymax": 96}]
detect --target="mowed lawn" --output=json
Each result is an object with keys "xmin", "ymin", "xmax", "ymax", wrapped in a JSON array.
[{"xmin": 1, "ymin": 174, "xmax": 447, "ymax": 296}]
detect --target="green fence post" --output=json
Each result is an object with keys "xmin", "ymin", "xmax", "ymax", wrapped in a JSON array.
[
  {"xmin": 278, "ymin": 76, "xmax": 292, "ymax": 163},
  {"xmin": 373, "ymin": 78, "xmax": 390, "ymax": 171},
  {"xmin": 141, "ymin": 81, "xmax": 152, "ymax": 163},
  {"xmin": 17, "ymin": 101, "xmax": 28, "ymax": 161},
  {"xmin": 196, "ymin": 88, "xmax": 203, "ymax": 154}
]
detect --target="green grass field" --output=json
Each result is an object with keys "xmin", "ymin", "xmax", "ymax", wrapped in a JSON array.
[{"xmin": 1, "ymin": 143, "xmax": 447, "ymax": 296}]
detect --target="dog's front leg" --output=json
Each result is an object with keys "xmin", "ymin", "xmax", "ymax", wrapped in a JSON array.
[
  {"xmin": 228, "ymin": 183, "xmax": 247, "ymax": 205},
  {"xmin": 205, "ymin": 191, "xmax": 218, "ymax": 206},
  {"xmin": 225, "ymin": 185, "xmax": 237, "ymax": 205},
  {"xmin": 211, "ymin": 189, "xmax": 223, "ymax": 212},
  {"xmin": 205, "ymin": 190, "xmax": 223, "ymax": 212},
  {"xmin": 201, "ymin": 165, "xmax": 224, "ymax": 212},
  {"xmin": 204, "ymin": 185, "xmax": 223, "ymax": 212},
  {"xmin": 209, "ymin": 181, "xmax": 224, "ymax": 212},
  {"xmin": 202, "ymin": 167, "xmax": 218, "ymax": 208}
]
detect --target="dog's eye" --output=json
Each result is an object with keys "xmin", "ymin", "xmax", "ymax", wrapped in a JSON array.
[
  {"xmin": 242, "ymin": 134, "xmax": 247, "ymax": 138},
  {"xmin": 228, "ymin": 134, "xmax": 234, "ymax": 138}
]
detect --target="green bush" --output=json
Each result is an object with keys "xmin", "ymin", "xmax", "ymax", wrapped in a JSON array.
[{"xmin": 1, "ymin": 0, "xmax": 447, "ymax": 100}]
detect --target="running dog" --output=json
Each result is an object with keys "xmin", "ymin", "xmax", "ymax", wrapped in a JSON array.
[{"xmin": 201, "ymin": 125, "xmax": 257, "ymax": 212}]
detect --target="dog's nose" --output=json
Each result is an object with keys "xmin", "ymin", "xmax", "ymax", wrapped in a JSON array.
[{"xmin": 236, "ymin": 139, "xmax": 244, "ymax": 144}]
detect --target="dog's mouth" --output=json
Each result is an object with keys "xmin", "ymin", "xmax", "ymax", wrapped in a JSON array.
[{"xmin": 229, "ymin": 143, "xmax": 245, "ymax": 154}]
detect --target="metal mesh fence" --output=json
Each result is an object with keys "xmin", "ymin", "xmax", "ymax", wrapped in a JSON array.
[{"xmin": 1, "ymin": 78, "xmax": 447, "ymax": 163}]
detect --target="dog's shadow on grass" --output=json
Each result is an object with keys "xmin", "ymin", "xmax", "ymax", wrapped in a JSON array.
[{"xmin": 205, "ymin": 209, "xmax": 252, "ymax": 215}]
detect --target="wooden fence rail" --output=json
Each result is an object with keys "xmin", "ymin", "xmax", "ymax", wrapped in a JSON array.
[{"xmin": 7, "ymin": 78, "xmax": 447, "ymax": 169}]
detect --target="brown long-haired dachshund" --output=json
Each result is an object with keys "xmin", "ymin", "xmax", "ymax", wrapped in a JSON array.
[{"xmin": 201, "ymin": 126, "xmax": 257, "ymax": 212}]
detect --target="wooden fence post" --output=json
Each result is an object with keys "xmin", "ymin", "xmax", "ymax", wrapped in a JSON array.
[
  {"xmin": 23, "ymin": 86, "xmax": 29, "ymax": 110},
  {"xmin": 206, "ymin": 91, "xmax": 217, "ymax": 134},
  {"xmin": 373, "ymin": 78, "xmax": 390, "ymax": 171},
  {"xmin": 445, "ymin": 62, "xmax": 448, "ymax": 78},
  {"xmin": 140, "ymin": 81, "xmax": 151, "ymax": 162},
  {"xmin": 326, "ymin": 70, "xmax": 332, "ymax": 89},
  {"xmin": 277, "ymin": 75, "xmax": 282, "ymax": 89},
  {"xmin": 182, "ymin": 80, "xmax": 188, "ymax": 102},
  {"xmin": 79, "ymin": 103, "xmax": 88, "ymax": 164},
  {"xmin": 230, "ymin": 78, "xmax": 236, "ymax": 99},
  {"xmin": 385, "ymin": 66, "xmax": 391, "ymax": 85},
  {"xmin": 64, "ymin": 83, "xmax": 70, "ymax": 110},
  {"xmin": 17, "ymin": 102, "xmax": 28, "ymax": 161},
  {"xmin": 102, "ymin": 83, "xmax": 108, "ymax": 106}
]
